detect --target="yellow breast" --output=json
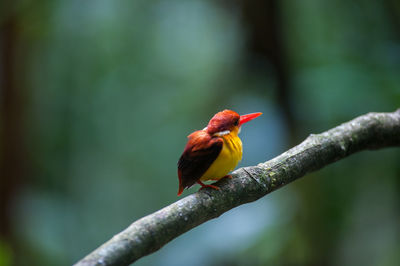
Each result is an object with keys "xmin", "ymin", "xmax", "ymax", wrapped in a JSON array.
[{"xmin": 200, "ymin": 127, "xmax": 242, "ymax": 181}]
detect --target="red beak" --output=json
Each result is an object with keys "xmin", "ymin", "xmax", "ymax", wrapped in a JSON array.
[{"xmin": 239, "ymin": 112, "xmax": 262, "ymax": 126}]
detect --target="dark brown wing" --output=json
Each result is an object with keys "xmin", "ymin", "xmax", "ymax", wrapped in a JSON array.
[{"xmin": 177, "ymin": 130, "xmax": 223, "ymax": 195}]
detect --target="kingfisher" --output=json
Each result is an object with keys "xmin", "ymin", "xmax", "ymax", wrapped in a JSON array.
[{"xmin": 177, "ymin": 109, "xmax": 262, "ymax": 196}]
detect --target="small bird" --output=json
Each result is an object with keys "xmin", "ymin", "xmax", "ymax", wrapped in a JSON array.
[{"xmin": 177, "ymin": 109, "xmax": 262, "ymax": 196}]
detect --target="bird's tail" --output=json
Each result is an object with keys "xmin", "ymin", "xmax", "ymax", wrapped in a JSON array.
[{"xmin": 177, "ymin": 170, "xmax": 184, "ymax": 196}]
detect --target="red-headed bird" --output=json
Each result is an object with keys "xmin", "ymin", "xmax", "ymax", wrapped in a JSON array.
[{"xmin": 177, "ymin": 110, "xmax": 262, "ymax": 196}]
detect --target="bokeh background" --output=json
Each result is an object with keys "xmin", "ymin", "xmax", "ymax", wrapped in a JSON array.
[{"xmin": 1, "ymin": 0, "xmax": 400, "ymax": 265}]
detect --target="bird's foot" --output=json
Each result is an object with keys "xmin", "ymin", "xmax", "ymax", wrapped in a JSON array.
[
  {"xmin": 197, "ymin": 180, "xmax": 220, "ymax": 191},
  {"xmin": 210, "ymin": 174, "xmax": 232, "ymax": 181}
]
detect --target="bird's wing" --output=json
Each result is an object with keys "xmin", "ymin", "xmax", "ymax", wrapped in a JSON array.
[{"xmin": 178, "ymin": 130, "xmax": 223, "ymax": 193}]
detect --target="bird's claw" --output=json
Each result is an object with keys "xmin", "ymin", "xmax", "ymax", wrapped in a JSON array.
[
  {"xmin": 197, "ymin": 180, "xmax": 220, "ymax": 191},
  {"xmin": 199, "ymin": 184, "xmax": 220, "ymax": 191}
]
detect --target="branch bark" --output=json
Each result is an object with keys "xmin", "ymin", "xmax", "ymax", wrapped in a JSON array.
[{"xmin": 75, "ymin": 109, "xmax": 400, "ymax": 266}]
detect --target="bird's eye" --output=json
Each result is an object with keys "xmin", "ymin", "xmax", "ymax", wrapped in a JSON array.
[{"xmin": 234, "ymin": 119, "xmax": 239, "ymax": 126}]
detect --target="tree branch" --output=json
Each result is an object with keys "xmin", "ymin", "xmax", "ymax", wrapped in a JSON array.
[{"xmin": 75, "ymin": 110, "xmax": 400, "ymax": 266}]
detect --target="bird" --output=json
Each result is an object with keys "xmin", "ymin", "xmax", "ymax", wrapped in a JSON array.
[{"xmin": 177, "ymin": 109, "xmax": 262, "ymax": 196}]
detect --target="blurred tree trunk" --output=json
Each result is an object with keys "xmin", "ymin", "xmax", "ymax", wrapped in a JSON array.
[
  {"xmin": 0, "ymin": 3, "xmax": 25, "ymax": 243},
  {"xmin": 235, "ymin": 0, "xmax": 296, "ymax": 142},
  {"xmin": 387, "ymin": 0, "xmax": 400, "ymax": 31}
]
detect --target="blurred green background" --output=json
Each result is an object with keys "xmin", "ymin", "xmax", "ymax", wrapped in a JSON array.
[{"xmin": 1, "ymin": 0, "xmax": 400, "ymax": 265}]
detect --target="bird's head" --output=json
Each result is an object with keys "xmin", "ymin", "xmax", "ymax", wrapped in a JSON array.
[{"xmin": 205, "ymin": 109, "xmax": 262, "ymax": 136}]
